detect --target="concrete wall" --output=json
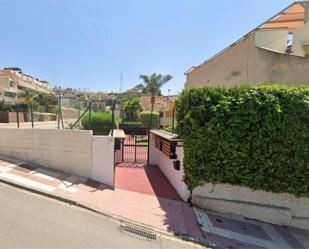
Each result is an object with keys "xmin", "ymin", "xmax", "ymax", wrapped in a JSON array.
[
  {"xmin": 91, "ymin": 136, "xmax": 114, "ymax": 186},
  {"xmin": 185, "ymin": 33, "xmax": 309, "ymax": 89},
  {"xmin": 255, "ymin": 30, "xmax": 288, "ymax": 53},
  {"xmin": 0, "ymin": 76, "xmax": 10, "ymax": 89},
  {"xmin": 0, "ymin": 129, "xmax": 115, "ymax": 186},
  {"xmin": 160, "ymin": 117, "xmax": 173, "ymax": 127},
  {"xmin": 149, "ymin": 132, "xmax": 190, "ymax": 201},
  {"xmin": 0, "ymin": 112, "xmax": 25, "ymax": 123},
  {"xmin": 192, "ymin": 183, "xmax": 309, "ymax": 230}
]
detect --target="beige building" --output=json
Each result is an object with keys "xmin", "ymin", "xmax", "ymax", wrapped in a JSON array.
[
  {"xmin": 0, "ymin": 75, "xmax": 18, "ymax": 104},
  {"xmin": 0, "ymin": 67, "xmax": 53, "ymax": 103},
  {"xmin": 185, "ymin": 2, "xmax": 309, "ymax": 89}
]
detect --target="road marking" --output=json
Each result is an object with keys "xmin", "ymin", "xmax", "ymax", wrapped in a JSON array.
[
  {"xmin": 0, "ymin": 172, "xmax": 55, "ymax": 192},
  {"xmin": 29, "ymin": 168, "xmax": 60, "ymax": 181},
  {"xmin": 0, "ymin": 164, "xmax": 17, "ymax": 173},
  {"xmin": 57, "ymin": 175, "xmax": 79, "ymax": 193}
]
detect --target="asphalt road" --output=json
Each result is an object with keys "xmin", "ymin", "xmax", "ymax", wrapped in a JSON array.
[{"xmin": 0, "ymin": 183, "xmax": 204, "ymax": 249}]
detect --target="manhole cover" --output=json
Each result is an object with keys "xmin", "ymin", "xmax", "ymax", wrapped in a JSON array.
[{"xmin": 120, "ymin": 223, "xmax": 159, "ymax": 242}]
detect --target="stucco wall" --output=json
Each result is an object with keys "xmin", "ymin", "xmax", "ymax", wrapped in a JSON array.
[
  {"xmin": 0, "ymin": 129, "xmax": 115, "ymax": 186},
  {"xmin": 91, "ymin": 136, "xmax": 114, "ymax": 186},
  {"xmin": 185, "ymin": 33, "xmax": 309, "ymax": 89},
  {"xmin": 149, "ymin": 132, "xmax": 190, "ymax": 201},
  {"xmin": 192, "ymin": 183, "xmax": 309, "ymax": 230}
]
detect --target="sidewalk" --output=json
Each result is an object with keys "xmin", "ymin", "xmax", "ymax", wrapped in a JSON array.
[
  {"xmin": 0, "ymin": 156, "xmax": 202, "ymax": 242},
  {"xmin": 1, "ymin": 155, "xmax": 308, "ymax": 249}
]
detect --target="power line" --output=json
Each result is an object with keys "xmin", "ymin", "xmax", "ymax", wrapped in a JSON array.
[
  {"xmin": 83, "ymin": 0, "xmax": 112, "ymax": 58},
  {"xmin": 58, "ymin": 0, "xmax": 105, "ymax": 59}
]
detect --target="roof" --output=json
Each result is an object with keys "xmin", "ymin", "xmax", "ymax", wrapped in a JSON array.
[{"xmin": 185, "ymin": 1, "xmax": 309, "ymax": 75}]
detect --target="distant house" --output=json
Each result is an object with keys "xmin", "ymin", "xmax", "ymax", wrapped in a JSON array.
[
  {"xmin": 139, "ymin": 95, "xmax": 177, "ymax": 127},
  {"xmin": 185, "ymin": 1, "xmax": 309, "ymax": 89},
  {"xmin": 0, "ymin": 67, "xmax": 53, "ymax": 104}
]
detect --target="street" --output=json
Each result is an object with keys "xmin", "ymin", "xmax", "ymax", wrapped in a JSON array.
[{"xmin": 0, "ymin": 183, "xmax": 204, "ymax": 249}]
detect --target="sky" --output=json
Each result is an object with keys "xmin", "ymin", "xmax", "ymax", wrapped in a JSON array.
[{"xmin": 0, "ymin": 0, "xmax": 293, "ymax": 95}]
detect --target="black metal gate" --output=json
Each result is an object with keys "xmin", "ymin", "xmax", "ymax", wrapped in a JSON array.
[{"xmin": 122, "ymin": 130, "xmax": 149, "ymax": 163}]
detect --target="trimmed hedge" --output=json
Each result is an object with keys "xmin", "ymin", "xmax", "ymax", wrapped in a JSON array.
[
  {"xmin": 176, "ymin": 85, "xmax": 309, "ymax": 197},
  {"xmin": 140, "ymin": 111, "xmax": 160, "ymax": 129},
  {"xmin": 0, "ymin": 103, "xmax": 13, "ymax": 112},
  {"xmin": 82, "ymin": 112, "xmax": 113, "ymax": 135}
]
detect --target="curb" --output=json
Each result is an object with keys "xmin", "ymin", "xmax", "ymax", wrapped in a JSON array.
[{"xmin": 0, "ymin": 177, "xmax": 219, "ymax": 249}]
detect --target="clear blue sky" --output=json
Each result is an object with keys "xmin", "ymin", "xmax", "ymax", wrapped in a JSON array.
[{"xmin": 0, "ymin": 0, "xmax": 293, "ymax": 95}]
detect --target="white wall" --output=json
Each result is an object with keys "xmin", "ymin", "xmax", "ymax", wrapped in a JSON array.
[
  {"xmin": 192, "ymin": 183, "xmax": 309, "ymax": 230},
  {"xmin": 0, "ymin": 129, "xmax": 115, "ymax": 187},
  {"xmin": 255, "ymin": 30, "xmax": 288, "ymax": 53},
  {"xmin": 149, "ymin": 132, "xmax": 190, "ymax": 201},
  {"xmin": 293, "ymin": 21, "xmax": 309, "ymax": 57},
  {"xmin": 91, "ymin": 136, "xmax": 114, "ymax": 186}
]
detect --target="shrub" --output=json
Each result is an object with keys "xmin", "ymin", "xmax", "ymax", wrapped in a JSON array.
[
  {"xmin": 140, "ymin": 111, "xmax": 160, "ymax": 128},
  {"xmin": 0, "ymin": 103, "xmax": 13, "ymax": 112},
  {"xmin": 82, "ymin": 112, "xmax": 113, "ymax": 135},
  {"xmin": 176, "ymin": 85, "xmax": 309, "ymax": 197},
  {"xmin": 119, "ymin": 120, "xmax": 148, "ymax": 135},
  {"xmin": 123, "ymin": 97, "xmax": 142, "ymax": 120},
  {"xmin": 48, "ymin": 105, "xmax": 59, "ymax": 114},
  {"xmin": 120, "ymin": 121, "xmax": 142, "ymax": 126}
]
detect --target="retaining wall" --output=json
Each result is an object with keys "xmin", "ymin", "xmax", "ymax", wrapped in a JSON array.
[{"xmin": 192, "ymin": 183, "xmax": 309, "ymax": 230}]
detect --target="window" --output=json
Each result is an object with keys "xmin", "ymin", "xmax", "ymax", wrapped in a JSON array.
[{"xmin": 286, "ymin": 33, "xmax": 294, "ymax": 53}]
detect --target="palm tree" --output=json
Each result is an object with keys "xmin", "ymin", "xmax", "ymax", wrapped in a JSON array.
[
  {"xmin": 139, "ymin": 73, "xmax": 172, "ymax": 112},
  {"xmin": 123, "ymin": 97, "xmax": 142, "ymax": 121}
]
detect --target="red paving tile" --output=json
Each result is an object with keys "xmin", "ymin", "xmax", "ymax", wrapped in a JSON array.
[
  {"xmin": 0, "ymin": 161, "xmax": 11, "ymax": 167},
  {"xmin": 115, "ymin": 164, "xmax": 181, "ymax": 201}
]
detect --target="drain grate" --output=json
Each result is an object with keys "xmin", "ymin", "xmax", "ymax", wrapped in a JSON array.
[{"xmin": 120, "ymin": 223, "xmax": 158, "ymax": 242}]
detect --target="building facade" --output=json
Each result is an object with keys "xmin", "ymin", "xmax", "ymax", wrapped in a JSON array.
[
  {"xmin": 0, "ymin": 67, "xmax": 53, "ymax": 104},
  {"xmin": 185, "ymin": 2, "xmax": 309, "ymax": 89}
]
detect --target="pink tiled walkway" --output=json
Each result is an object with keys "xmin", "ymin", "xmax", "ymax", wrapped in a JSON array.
[{"xmin": 115, "ymin": 164, "xmax": 181, "ymax": 201}]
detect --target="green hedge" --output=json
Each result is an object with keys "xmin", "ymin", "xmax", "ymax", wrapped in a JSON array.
[
  {"xmin": 0, "ymin": 103, "xmax": 13, "ymax": 112},
  {"xmin": 120, "ymin": 121, "xmax": 142, "ymax": 126},
  {"xmin": 82, "ymin": 112, "xmax": 113, "ymax": 135},
  {"xmin": 140, "ymin": 111, "xmax": 160, "ymax": 128},
  {"xmin": 176, "ymin": 85, "xmax": 309, "ymax": 197}
]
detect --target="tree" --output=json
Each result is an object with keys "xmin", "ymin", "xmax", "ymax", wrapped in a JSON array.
[
  {"xmin": 18, "ymin": 89, "xmax": 38, "ymax": 107},
  {"xmin": 123, "ymin": 97, "xmax": 142, "ymax": 120},
  {"xmin": 139, "ymin": 73, "xmax": 172, "ymax": 112}
]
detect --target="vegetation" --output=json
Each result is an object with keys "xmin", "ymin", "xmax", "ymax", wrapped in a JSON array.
[
  {"xmin": 17, "ymin": 90, "xmax": 57, "ymax": 112},
  {"xmin": 81, "ymin": 112, "xmax": 113, "ymax": 135},
  {"xmin": 0, "ymin": 102, "xmax": 13, "ymax": 112},
  {"xmin": 123, "ymin": 97, "xmax": 142, "ymax": 120},
  {"xmin": 176, "ymin": 85, "xmax": 309, "ymax": 197},
  {"xmin": 140, "ymin": 111, "xmax": 160, "ymax": 128},
  {"xmin": 139, "ymin": 73, "xmax": 172, "ymax": 111},
  {"xmin": 120, "ymin": 121, "xmax": 142, "ymax": 126},
  {"xmin": 164, "ymin": 125, "xmax": 176, "ymax": 133}
]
